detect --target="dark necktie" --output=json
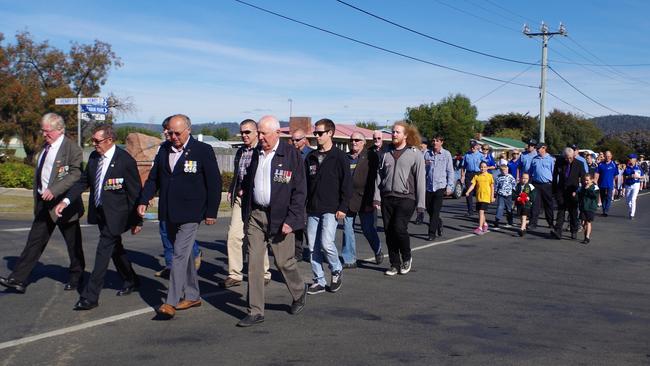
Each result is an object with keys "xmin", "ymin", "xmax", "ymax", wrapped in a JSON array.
[
  {"xmin": 36, "ymin": 144, "xmax": 51, "ymax": 191},
  {"xmin": 94, "ymin": 156, "xmax": 104, "ymax": 207}
]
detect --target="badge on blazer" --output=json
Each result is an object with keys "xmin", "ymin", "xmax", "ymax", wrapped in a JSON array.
[
  {"xmin": 184, "ymin": 160, "xmax": 198, "ymax": 173},
  {"xmin": 55, "ymin": 165, "xmax": 70, "ymax": 180},
  {"xmin": 273, "ymin": 169, "xmax": 292, "ymax": 184},
  {"xmin": 309, "ymin": 164, "xmax": 317, "ymax": 176},
  {"xmin": 104, "ymin": 178, "xmax": 124, "ymax": 190}
]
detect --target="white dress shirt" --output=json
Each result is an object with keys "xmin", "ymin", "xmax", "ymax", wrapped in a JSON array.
[
  {"xmin": 95, "ymin": 144, "xmax": 116, "ymax": 204},
  {"xmin": 253, "ymin": 140, "xmax": 279, "ymax": 207},
  {"xmin": 38, "ymin": 134, "xmax": 65, "ymax": 194},
  {"xmin": 169, "ymin": 139, "xmax": 189, "ymax": 171}
]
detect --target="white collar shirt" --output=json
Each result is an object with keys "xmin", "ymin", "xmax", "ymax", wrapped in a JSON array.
[
  {"xmin": 169, "ymin": 138, "xmax": 190, "ymax": 171},
  {"xmin": 38, "ymin": 134, "xmax": 65, "ymax": 194},
  {"xmin": 253, "ymin": 140, "xmax": 279, "ymax": 207},
  {"xmin": 95, "ymin": 144, "xmax": 116, "ymax": 203}
]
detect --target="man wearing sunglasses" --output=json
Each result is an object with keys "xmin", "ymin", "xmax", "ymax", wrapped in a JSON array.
[
  {"xmin": 1, "ymin": 113, "xmax": 85, "ymax": 294},
  {"xmin": 222, "ymin": 119, "xmax": 271, "ymax": 288},
  {"xmin": 341, "ymin": 132, "xmax": 382, "ymax": 268},
  {"xmin": 304, "ymin": 119, "xmax": 352, "ymax": 294},
  {"xmin": 56, "ymin": 125, "xmax": 141, "ymax": 310},
  {"xmin": 138, "ymin": 114, "xmax": 221, "ymax": 319}
]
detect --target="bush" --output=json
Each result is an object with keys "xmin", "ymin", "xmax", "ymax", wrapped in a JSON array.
[
  {"xmin": 221, "ymin": 171, "xmax": 234, "ymax": 192},
  {"xmin": 0, "ymin": 162, "xmax": 34, "ymax": 189}
]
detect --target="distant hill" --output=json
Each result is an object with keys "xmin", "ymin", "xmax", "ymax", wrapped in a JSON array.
[
  {"xmin": 116, "ymin": 121, "xmax": 289, "ymax": 135},
  {"xmin": 590, "ymin": 115, "xmax": 650, "ymax": 135}
]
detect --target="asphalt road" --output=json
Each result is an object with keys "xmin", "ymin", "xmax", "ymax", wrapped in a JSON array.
[{"xmin": 1, "ymin": 193, "xmax": 649, "ymax": 366}]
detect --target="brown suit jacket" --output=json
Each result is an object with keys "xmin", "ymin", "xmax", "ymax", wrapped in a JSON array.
[{"xmin": 33, "ymin": 136, "xmax": 85, "ymax": 223}]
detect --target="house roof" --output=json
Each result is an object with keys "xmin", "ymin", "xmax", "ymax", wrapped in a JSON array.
[{"xmin": 479, "ymin": 136, "xmax": 527, "ymax": 150}]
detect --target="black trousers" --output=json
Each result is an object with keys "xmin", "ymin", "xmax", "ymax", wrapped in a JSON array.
[
  {"xmin": 381, "ymin": 196, "xmax": 416, "ymax": 267},
  {"xmin": 531, "ymin": 182, "xmax": 554, "ymax": 228},
  {"xmin": 11, "ymin": 200, "xmax": 84, "ymax": 285},
  {"xmin": 554, "ymin": 193, "xmax": 578, "ymax": 234},
  {"xmin": 82, "ymin": 209, "xmax": 138, "ymax": 303},
  {"xmin": 426, "ymin": 189, "xmax": 445, "ymax": 237},
  {"xmin": 464, "ymin": 172, "xmax": 477, "ymax": 214}
]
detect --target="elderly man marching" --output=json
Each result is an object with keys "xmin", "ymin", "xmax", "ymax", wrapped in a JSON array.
[
  {"xmin": 237, "ymin": 115, "xmax": 308, "ymax": 327},
  {"xmin": 138, "ymin": 114, "xmax": 222, "ymax": 319},
  {"xmin": 423, "ymin": 135, "xmax": 455, "ymax": 241}
]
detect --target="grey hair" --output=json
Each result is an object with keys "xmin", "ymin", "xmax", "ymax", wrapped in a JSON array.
[
  {"xmin": 170, "ymin": 114, "xmax": 191, "ymax": 128},
  {"xmin": 259, "ymin": 115, "xmax": 280, "ymax": 130},
  {"xmin": 41, "ymin": 113, "xmax": 65, "ymax": 131},
  {"xmin": 351, "ymin": 132, "xmax": 366, "ymax": 141},
  {"xmin": 563, "ymin": 147, "xmax": 574, "ymax": 157}
]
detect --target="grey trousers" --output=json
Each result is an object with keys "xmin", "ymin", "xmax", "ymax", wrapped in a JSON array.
[
  {"xmin": 247, "ymin": 209, "xmax": 305, "ymax": 316},
  {"xmin": 166, "ymin": 222, "xmax": 200, "ymax": 306}
]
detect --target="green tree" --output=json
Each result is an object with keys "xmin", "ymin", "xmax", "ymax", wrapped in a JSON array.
[
  {"xmin": 596, "ymin": 136, "xmax": 633, "ymax": 162},
  {"xmin": 406, "ymin": 93, "xmax": 479, "ymax": 155},
  {"xmin": 0, "ymin": 31, "xmax": 125, "ymax": 165},
  {"xmin": 542, "ymin": 109, "xmax": 602, "ymax": 154},
  {"xmin": 200, "ymin": 126, "xmax": 213, "ymax": 136},
  {"xmin": 355, "ymin": 121, "xmax": 379, "ymax": 130},
  {"xmin": 484, "ymin": 112, "xmax": 537, "ymax": 140},
  {"xmin": 212, "ymin": 127, "xmax": 231, "ymax": 141}
]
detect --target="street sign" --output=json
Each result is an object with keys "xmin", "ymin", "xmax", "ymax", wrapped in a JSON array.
[
  {"xmin": 80, "ymin": 97, "xmax": 107, "ymax": 106},
  {"xmin": 55, "ymin": 98, "xmax": 78, "ymax": 105},
  {"xmin": 81, "ymin": 105, "xmax": 109, "ymax": 114},
  {"xmin": 81, "ymin": 113, "xmax": 106, "ymax": 121}
]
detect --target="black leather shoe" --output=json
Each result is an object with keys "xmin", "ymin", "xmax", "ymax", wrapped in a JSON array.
[
  {"xmin": 237, "ymin": 314, "xmax": 265, "ymax": 327},
  {"xmin": 290, "ymin": 284, "xmax": 308, "ymax": 315},
  {"xmin": 73, "ymin": 298, "xmax": 98, "ymax": 311},
  {"xmin": 0, "ymin": 276, "xmax": 26, "ymax": 293},
  {"xmin": 437, "ymin": 227, "xmax": 443, "ymax": 237},
  {"xmin": 426, "ymin": 235, "xmax": 435, "ymax": 241},
  {"xmin": 116, "ymin": 285, "xmax": 138, "ymax": 296}
]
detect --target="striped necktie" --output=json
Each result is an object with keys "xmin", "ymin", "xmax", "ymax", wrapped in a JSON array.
[{"xmin": 94, "ymin": 155, "xmax": 104, "ymax": 207}]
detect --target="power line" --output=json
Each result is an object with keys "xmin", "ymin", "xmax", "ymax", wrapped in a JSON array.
[
  {"xmin": 549, "ymin": 59, "xmax": 650, "ymax": 67},
  {"xmin": 475, "ymin": 62, "xmax": 537, "ymax": 102},
  {"xmin": 433, "ymin": 0, "xmax": 520, "ymax": 33},
  {"xmin": 335, "ymin": 0, "xmax": 538, "ymax": 66},
  {"xmin": 482, "ymin": 0, "xmax": 537, "ymax": 25},
  {"xmin": 548, "ymin": 65, "xmax": 622, "ymax": 115},
  {"xmin": 232, "ymin": 0, "xmax": 538, "ymax": 88},
  {"xmin": 546, "ymin": 90, "xmax": 595, "ymax": 118}
]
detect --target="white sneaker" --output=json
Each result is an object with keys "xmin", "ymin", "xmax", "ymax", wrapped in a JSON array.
[
  {"xmin": 399, "ymin": 259, "xmax": 412, "ymax": 275},
  {"xmin": 385, "ymin": 267, "xmax": 399, "ymax": 276}
]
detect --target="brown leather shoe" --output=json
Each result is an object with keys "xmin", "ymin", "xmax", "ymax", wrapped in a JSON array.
[
  {"xmin": 220, "ymin": 277, "xmax": 242, "ymax": 288},
  {"xmin": 175, "ymin": 299, "xmax": 202, "ymax": 310},
  {"xmin": 157, "ymin": 303, "xmax": 176, "ymax": 318}
]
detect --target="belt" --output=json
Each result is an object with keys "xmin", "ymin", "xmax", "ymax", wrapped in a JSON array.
[{"xmin": 252, "ymin": 203, "xmax": 270, "ymax": 211}]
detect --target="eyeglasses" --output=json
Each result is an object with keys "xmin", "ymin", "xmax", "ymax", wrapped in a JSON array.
[
  {"xmin": 40, "ymin": 129, "xmax": 56, "ymax": 134},
  {"xmin": 350, "ymin": 139, "xmax": 364, "ymax": 143},
  {"xmin": 373, "ymin": 137, "xmax": 382, "ymax": 140},
  {"xmin": 91, "ymin": 137, "xmax": 110, "ymax": 145},
  {"xmin": 240, "ymin": 130, "xmax": 254, "ymax": 135},
  {"xmin": 313, "ymin": 130, "xmax": 330, "ymax": 137},
  {"xmin": 391, "ymin": 131, "xmax": 400, "ymax": 134},
  {"xmin": 291, "ymin": 137, "xmax": 305, "ymax": 142},
  {"xmin": 168, "ymin": 127, "xmax": 189, "ymax": 137}
]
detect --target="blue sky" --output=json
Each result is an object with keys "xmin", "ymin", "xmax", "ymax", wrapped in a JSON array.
[{"xmin": 1, "ymin": 0, "xmax": 649, "ymax": 124}]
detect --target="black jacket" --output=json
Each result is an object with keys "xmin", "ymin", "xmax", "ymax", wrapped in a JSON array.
[
  {"xmin": 552, "ymin": 158, "xmax": 585, "ymax": 205},
  {"xmin": 305, "ymin": 146, "xmax": 352, "ymax": 215},
  {"xmin": 140, "ymin": 136, "xmax": 222, "ymax": 224},
  {"xmin": 241, "ymin": 141, "xmax": 307, "ymax": 236},
  {"xmin": 348, "ymin": 147, "xmax": 379, "ymax": 213},
  {"xmin": 66, "ymin": 146, "xmax": 142, "ymax": 236},
  {"xmin": 228, "ymin": 144, "xmax": 256, "ymax": 206}
]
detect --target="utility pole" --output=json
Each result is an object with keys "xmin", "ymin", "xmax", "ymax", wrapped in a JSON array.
[
  {"xmin": 288, "ymin": 98, "xmax": 293, "ymax": 119},
  {"xmin": 524, "ymin": 22, "xmax": 566, "ymax": 143}
]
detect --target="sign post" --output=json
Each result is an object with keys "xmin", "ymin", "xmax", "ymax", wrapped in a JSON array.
[{"xmin": 55, "ymin": 96, "xmax": 108, "ymax": 147}]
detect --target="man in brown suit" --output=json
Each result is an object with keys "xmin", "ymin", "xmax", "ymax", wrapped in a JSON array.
[{"xmin": 0, "ymin": 113, "xmax": 85, "ymax": 293}]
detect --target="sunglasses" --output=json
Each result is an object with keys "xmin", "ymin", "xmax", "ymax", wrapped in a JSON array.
[
  {"xmin": 350, "ymin": 139, "xmax": 364, "ymax": 143},
  {"xmin": 240, "ymin": 130, "xmax": 254, "ymax": 135},
  {"xmin": 313, "ymin": 130, "xmax": 330, "ymax": 137},
  {"xmin": 291, "ymin": 137, "xmax": 305, "ymax": 142},
  {"xmin": 91, "ymin": 137, "xmax": 110, "ymax": 144},
  {"xmin": 373, "ymin": 137, "xmax": 382, "ymax": 140}
]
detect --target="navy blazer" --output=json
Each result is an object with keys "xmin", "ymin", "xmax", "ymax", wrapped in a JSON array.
[
  {"xmin": 241, "ymin": 141, "xmax": 306, "ymax": 237},
  {"xmin": 66, "ymin": 146, "xmax": 142, "ymax": 236},
  {"xmin": 140, "ymin": 136, "xmax": 222, "ymax": 224}
]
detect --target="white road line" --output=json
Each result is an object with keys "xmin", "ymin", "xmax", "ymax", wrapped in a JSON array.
[
  {"xmin": 0, "ymin": 225, "xmax": 94, "ymax": 233},
  {"xmin": 361, "ymin": 233, "xmax": 475, "ymax": 262}
]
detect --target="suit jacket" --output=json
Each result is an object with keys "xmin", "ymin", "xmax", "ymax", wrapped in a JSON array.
[
  {"xmin": 348, "ymin": 147, "xmax": 379, "ymax": 213},
  {"xmin": 34, "ymin": 136, "xmax": 84, "ymax": 223},
  {"xmin": 66, "ymin": 146, "xmax": 142, "ymax": 236},
  {"xmin": 552, "ymin": 158, "xmax": 585, "ymax": 205},
  {"xmin": 227, "ymin": 144, "xmax": 256, "ymax": 206},
  {"xmin": 140, "ymin": 136, "xmax": 222, "ymax": 224},
  {"xmin": 241, "ymin": 141, "xmax": 306, "ymax": 236}
]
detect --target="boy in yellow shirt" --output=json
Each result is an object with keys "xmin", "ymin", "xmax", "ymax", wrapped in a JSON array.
[{"xmin": 465, "ymin": 161, "xmax": 494, "ymax": 235}]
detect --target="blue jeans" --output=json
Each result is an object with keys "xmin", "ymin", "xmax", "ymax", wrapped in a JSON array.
[
  {"xmin": 600, "ymin": 187, "xmax": 613, "ymax": 214},
  {"xmin": 342, "ymin": 211, "xmax": 382, "ymax": 264},
  {"xmin": 307, "ymin": 213, "xmax": 342, "ymax": 286},
  {"xmin": 160, "ymin": 220, "xmax": 200, "ymax": 268},
  {"xmin": 495, "ymin": 195, "xmax": 513, "ymax": 225}
]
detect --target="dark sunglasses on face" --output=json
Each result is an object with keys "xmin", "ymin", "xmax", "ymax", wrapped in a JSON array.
[
  {"xmin": 92, "ymin": 137, "xmax": 109, "ymax": 144},
  {"xmin": 313, "ymin": 130, "xmax": 330, "ymax": 137},
  {"xmin": 373, "ymin": 137, "xmax": 382, "ymax": 140},
  {"xmin": 350, "ymin": 139, "xmax": 364, "ymax": 143},
  {"xmin": 292, "ymin": 137, "xmax": 304, "ymax": 142},
  {"xmin": 240, "ymin": 130, "xmax": 254, "ymax": 135}
]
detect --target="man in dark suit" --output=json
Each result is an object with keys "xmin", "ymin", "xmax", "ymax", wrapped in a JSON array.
[
  {"xmin": 138, "ymin": 114, "xmax": 221, "ymax": 319},
  {"xmin": 551, "ymin": 147, "xmax": 586, "ymax": 240},
  {"xmin": 55, "ymin": 125, "xmax": 141, "ymax": 310},
  {"xmin": 237, "ymin": 115, "xmax": 308, "ymax": 327},
  {"xmin": 0, "ymin": 113, "xmax": 85, "ymax": 294}
]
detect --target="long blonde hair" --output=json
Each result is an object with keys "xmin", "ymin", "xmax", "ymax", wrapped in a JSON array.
[{"xmin": 393, "ymin": 121, "xmax": 422, "ymax": 148}]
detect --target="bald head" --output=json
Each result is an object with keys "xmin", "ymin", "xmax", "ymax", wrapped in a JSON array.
[
  {"xmin": 373, "ymin": 130, "xmax": 383, "ymax": 148},
  {"xmin": 258, "ymin": 115, "xmax": 281, "ymax": 152}
]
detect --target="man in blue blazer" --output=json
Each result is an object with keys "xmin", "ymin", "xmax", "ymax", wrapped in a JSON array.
[
  {"xmin": 56, "ymin": 125, "xmax": 141, "ymax": 310},
  {"xmin": 138, "ymin": 114, "xmax": 221, "ymax": 319}
]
